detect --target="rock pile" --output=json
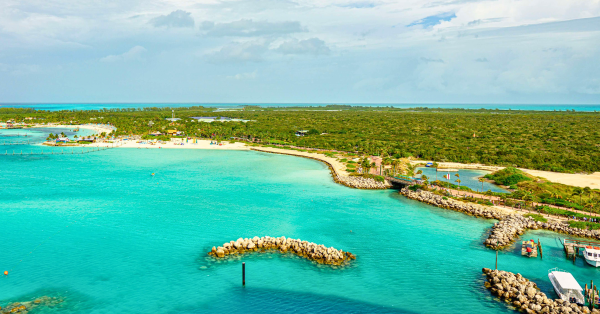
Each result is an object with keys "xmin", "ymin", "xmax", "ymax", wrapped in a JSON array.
[
  {"xmin": 400, "ymin": 188, "xmax": 506, "ymax": 220},
  {"xmin": 485, "ymin": 215, "xmax": 531, "ymax": 249},
  {"xmin": 401, "ymin": 188, "xmax": 600, "ymax": 249},
  {"xmin": 1, "ymin": 296, "xmax": 63, "ymax": 314},
  {"xmin": 482, "ymin": 268, "xmax": 598, "ymax": 314},
  {"xmin": 338, "ymin": 175, "xmax": 391, "ymax": 189},
  {"xmin": 207, "ymin": 236, "xmax": 356, "ymax": 266}
]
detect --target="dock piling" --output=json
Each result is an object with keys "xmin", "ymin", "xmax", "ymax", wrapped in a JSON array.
[{"xmin": 242, "ymin": 262, "xmax": 246, "ymax": 286}]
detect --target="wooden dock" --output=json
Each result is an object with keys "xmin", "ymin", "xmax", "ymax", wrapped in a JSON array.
[
  {"xmin": 562, "ymin": 238, "xmax": 600, "ymax": 258},
  {"xmin": 522, "ymin": 240, "xmax": 538, "ymax": 258}
]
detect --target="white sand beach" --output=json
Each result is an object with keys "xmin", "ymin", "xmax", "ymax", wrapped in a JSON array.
[
  {"xmin": 33, "ymin": 124, "xmax": 115, "ymax": 135},
  {"xmin": 90, "ymin": 139, "xmax": 250, "ymax": 150}
]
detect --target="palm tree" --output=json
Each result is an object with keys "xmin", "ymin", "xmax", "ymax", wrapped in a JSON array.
[
  {"xmin": 572, "ymin": 187, "xmax": 583, "ymax": 205},
  {"xmin": 416, "ymin": 169, "xmax": 423, "ymax": 177},
  {"xmin": 454, "ymin": 173, "xmax": 460, "ymax": 188},
  {"xmin": 523, "ymin": 194, "xmax": 534, "ymax": 211},
  {"xmin": 584, "ymin": 187, "xmax": 592, "ymax": 204},
  {"xmin": 421, "ymin": 175, "xmax": 428, "ymax": 186},
  {"xmin": 478, "ymin": 177, "xmax": 485, "ymax": 192},
  {"xmin": 455, "ymin": 178, "xmax": 461, "ymax": 188},
  {"xmin": 432, "ymin": 162, "xmax": 439, "ymax": 181}
]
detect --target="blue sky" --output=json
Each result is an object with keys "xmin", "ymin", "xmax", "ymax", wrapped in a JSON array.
[{"xmin": 0, "ymin": 0, "xmax": 599, "ymax": 104}]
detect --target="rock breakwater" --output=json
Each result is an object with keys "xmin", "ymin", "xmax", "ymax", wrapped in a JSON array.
[
  {"xmin": 338, "ymin": 175, "xmax": 391, "ymax": 189},
  {"xmin": 482, "ymin": 268, "xmax": 598, "ymax": 314},
  {"xmin": 401, "ymin": 188, "xmax": 600, "ymax": 250},
  {"xmin": 400, "ymin": 187, "xmax": 506, "ymax": 220},
  {"xmin": 207, "ymin": 236, "xmax": 356, "ymax": 266}
]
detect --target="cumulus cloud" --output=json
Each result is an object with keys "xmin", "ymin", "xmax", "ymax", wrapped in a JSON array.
[
  {"xmin": 206, "ymin": 40, "xmax": 269, "ymax": 63},
  {"xmin": 199, "ymin": 19, "xmax": 303, "ymax": 37},
  {"xmin": 100, "ymin": 46, "xmax": 147, "ymax": 62},
  {"xmin": 276, "ymin": 38, "xmax": 330, "ymax": 55},
  {"xmin": 149, "ymin": 10, "xmax": 194, "ymax": 28}
]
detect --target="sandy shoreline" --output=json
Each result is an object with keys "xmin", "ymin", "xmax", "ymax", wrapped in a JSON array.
[
  {"xmin": 32, "ymin": 124, "xmax": 115, "ymax": 136},
  {"xmin": 412, "ymin": 160, "xmax": 600, "ymax": 189},
  {"xmin": 89, "ymin": 139, "xmax": 250, "ymax": 150},
  {"xmin": 250, "ymin": 146, "xmax": 348, "ymax": 177}
]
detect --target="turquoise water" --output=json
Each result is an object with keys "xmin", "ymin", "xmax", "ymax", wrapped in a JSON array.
[
  {"xmin": 415, "ymin": 167, "xmax": 508, "ymax": 193},
  {"xmin": 3, "ymin": 103, "xmax": 600, "ymax": 111},
  {"xmin": 1, "ymin": 148, "xmax": 600, "ymax": 313}
]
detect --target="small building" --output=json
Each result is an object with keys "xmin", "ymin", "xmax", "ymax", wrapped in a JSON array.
[
  {"xmin": 149, "ymin": 131, "xmax": 163, "ymax": 136},
  {"xmin": 56, "ymin": 137, "xmax": 70, "ymax": 143},
  {"xmin": 165, "ymin": 118, "xmax": 181, "ymax": 122},
  {"xmin": 167, "ymin": 130, "xmax": 183, "ymax": 136},
  {"xmin": 78, "ymin": 136, "xmax": 96, "ymax": 143},
  {"xmin": 295, "ymin": 130, "xmax": 309, "ymax": 137}
]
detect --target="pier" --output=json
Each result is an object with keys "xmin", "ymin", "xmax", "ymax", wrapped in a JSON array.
[
  {"xmin": 521, "ymin": 239, "xmax": 541, "ymax": 258},
  {"xmin": 562, "ymin": 238, "xmax": 600, "ymax": 258}
]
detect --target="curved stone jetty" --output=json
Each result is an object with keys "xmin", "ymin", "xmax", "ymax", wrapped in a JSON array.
[
  {"xmin": 207, "ymin": 236, "xmax": 356, "ymax": 266},
  {"xmin": 401, "ymin": 188, "xmax": 600, "ymax": 250},
  {"xmin": 482, "ymin": 268, "xmax": 599, "ymax": 314},
  {"xmin": 485, "ymin": 215, "xmax": 530, "ymax": 249},
  {"xmin": 0, "ymin": 296, "xmax": 63, "ymax": 314}
]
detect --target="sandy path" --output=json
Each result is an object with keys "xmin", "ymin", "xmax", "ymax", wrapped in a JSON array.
[
  {"xmin": 250, "ymin": 146, "xmax": 348, "ymax": 177},
  {"xmin": 412, "ymin": 160, "xmax": 600, "ymax": 189}
]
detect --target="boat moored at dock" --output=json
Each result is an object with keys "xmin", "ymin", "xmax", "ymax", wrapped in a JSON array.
[
  {"xmin": 548, "ymin": 268, "xmax": 585, "ymax": 305},
  {"xmin": 584, "ymin": 246, "xmax": 600, "ymax": 267}
]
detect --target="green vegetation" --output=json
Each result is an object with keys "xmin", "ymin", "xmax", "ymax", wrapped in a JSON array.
[
  {"xmin": 3, "ymin": 105, "xmax": 600, "ymax": 173},
  {"xmin": 568, "ymin": 221, "xmax": 600, "ymax": 230},
  {"xmin": 481, "ymin": 167, "xmax": 600, "ymax": 212},
  {"xmin": 484, "ymin": 167, "xmax": 532, "ymax": 186},
  {"xmin": 524, "ymin": 214, "xmax": 547, "ymax": 223}
]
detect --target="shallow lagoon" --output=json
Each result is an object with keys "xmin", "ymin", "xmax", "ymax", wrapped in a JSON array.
[{"xmin": 1, "ymin": 147, "xmax": 599, "ymax": 313}]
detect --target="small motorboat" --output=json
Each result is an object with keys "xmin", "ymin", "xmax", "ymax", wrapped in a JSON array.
[
  {"xmin": 583, "ymin": 246, "xmax": 600, "ymax": 267},
  {"xmin": 548, "ymin": 268, "xmax": 585, "ymax": 305}
]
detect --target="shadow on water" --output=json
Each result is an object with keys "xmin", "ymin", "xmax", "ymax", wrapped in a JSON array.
[{"xmin": 168, "ymin": 287, "xmax": 417, "ymax": 314}]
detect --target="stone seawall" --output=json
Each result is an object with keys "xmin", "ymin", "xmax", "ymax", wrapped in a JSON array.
[
  {"xmin": 207, "ymin": 236, "xmax": 356, "ymax": 266},
  {"xmin": 483, "ymin": 268, "xmax": 598, "ymax": 314},
  {"xmin": 400, "ymin": 188, "xmax": 600, "ymax": 249},
  {"xmin": 400, "ymin": 187, "xmax": 506, "ymax": 220}
]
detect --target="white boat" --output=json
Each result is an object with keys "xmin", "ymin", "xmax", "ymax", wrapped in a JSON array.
[
  {"xmin": 548, "ymin": 268, "xmax": 585, "ymax": 305},
  {"xmin": 583, "ymin": 246, "xmax": 600, "ymax": 267}
]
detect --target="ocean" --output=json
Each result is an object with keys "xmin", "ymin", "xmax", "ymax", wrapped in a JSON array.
[
  {"xmin": 1, "ymin": 128, "xmax": 598, "ymax": 313},
  {"xmin": 1, "ymin": 103, "xmax": 600, "ymax": 111}
]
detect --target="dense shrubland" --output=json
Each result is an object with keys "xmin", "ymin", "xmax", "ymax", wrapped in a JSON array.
[{"xmin": 2, "ymin": 105, "xmax": 600, "ymax": 173}]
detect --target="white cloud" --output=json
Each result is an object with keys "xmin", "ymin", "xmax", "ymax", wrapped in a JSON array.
[
  {"xmin": 199, "ymin": 19, "xmax": 304, "ymax": 37},
  {"xmin": 206, "ymin": 40, "xmax": 270, "ymax": 63},
  {"xmin": 100, "ymin": 46, "xmax": 147, "ymax": 62},
  {"xmin": 276, "ymin": 38, "xmax": 330, "ymax": 55},
  {"xmin": 149, "ymin": 10, "xmax": 195, "ymax": 28}
]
